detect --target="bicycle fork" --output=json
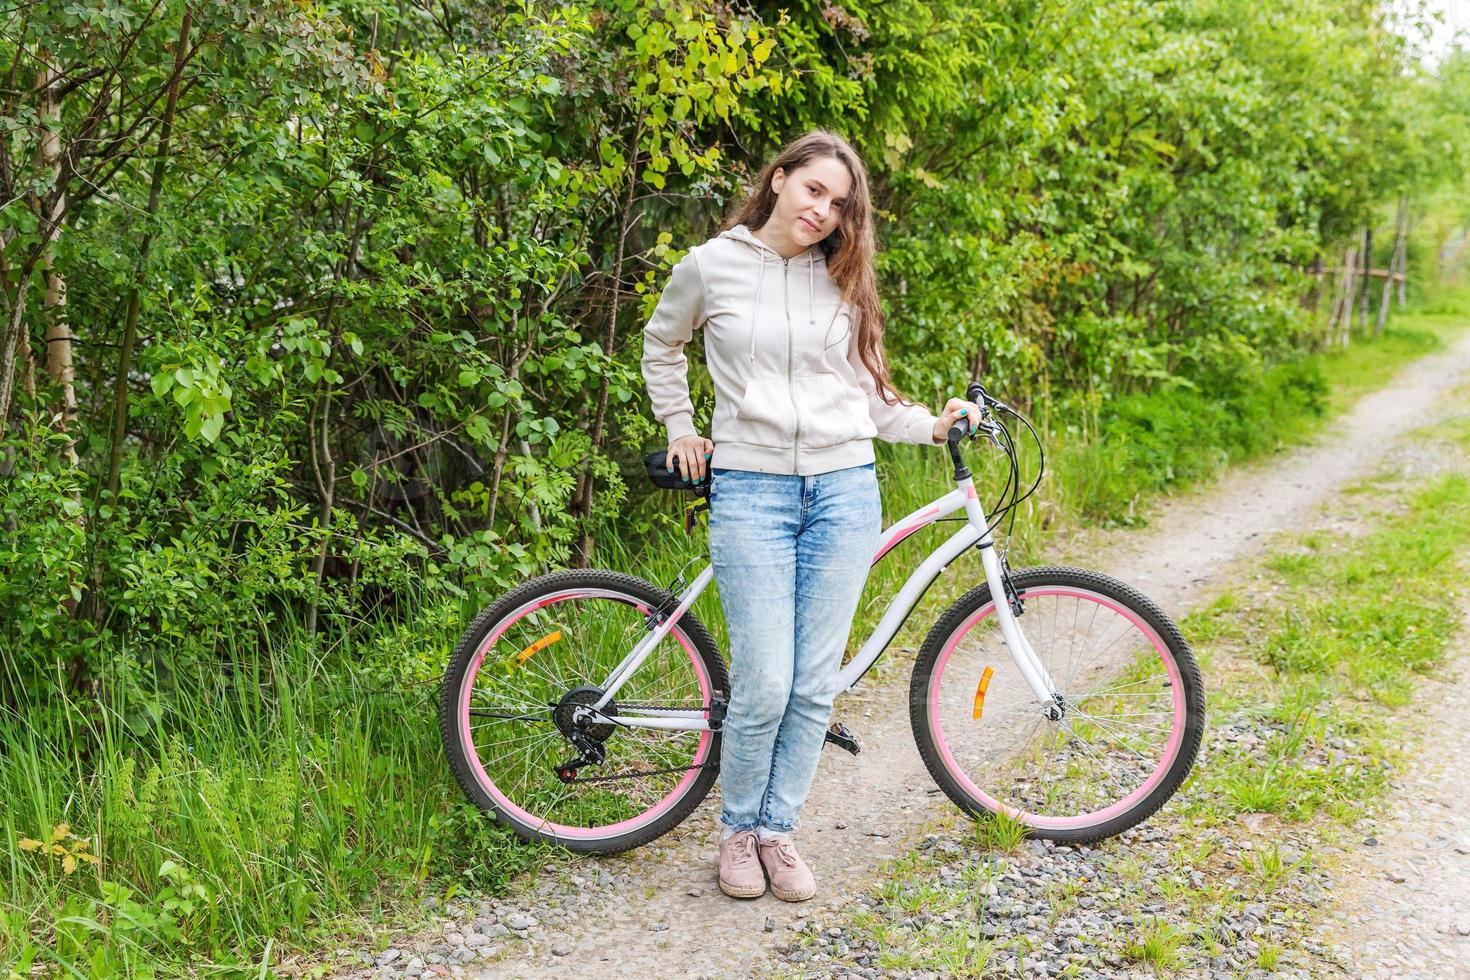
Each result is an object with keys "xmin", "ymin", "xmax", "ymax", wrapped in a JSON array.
[{"xmin": 964, "ymin": 483, "xmax": 1063, "ymax": 714}]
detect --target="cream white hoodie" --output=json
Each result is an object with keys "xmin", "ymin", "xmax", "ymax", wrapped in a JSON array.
[{"xmin": 640, "ymin": 224, "xmax": 942, "ymax": 476}]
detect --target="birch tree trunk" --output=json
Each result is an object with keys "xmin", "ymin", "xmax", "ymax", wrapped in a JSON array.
[
  {"xmin": 0, "ymin": 278, "xmax": 30, "ymax": 441},
  {"xmin": 32, "ymin": 55, "xmax": 78, "ymax": 466}
]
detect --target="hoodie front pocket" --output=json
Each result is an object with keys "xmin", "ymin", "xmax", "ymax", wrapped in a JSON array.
[
  {"xmin": 734, "ymin": 377, "xmax": 797, "ymax": 447},
  {"xmin": 794, "ymin": 373, "xmax": 875, "ymax": 449}
]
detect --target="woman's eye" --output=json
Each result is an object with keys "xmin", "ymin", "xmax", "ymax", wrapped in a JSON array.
[{"xmin": 805, "ymin": 183, "xmax": 844, "ymax": 208}]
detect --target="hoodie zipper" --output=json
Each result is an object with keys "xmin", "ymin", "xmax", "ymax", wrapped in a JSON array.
[{"xmin": 785, "ymin": 256, "xmax": 799, "ymax": 473}]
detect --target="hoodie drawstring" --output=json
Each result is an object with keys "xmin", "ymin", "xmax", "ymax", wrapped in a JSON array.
[
  {"xmin": 742, "ymin": 232, "xmax": 822, "ymax": 361},
  {"xmin": 748, "ymin": 250, "xmax": 766, "ymax": 362},
  {"xmin": 808, "ymin": 258, "xmax": 815, "ymax": 327}
]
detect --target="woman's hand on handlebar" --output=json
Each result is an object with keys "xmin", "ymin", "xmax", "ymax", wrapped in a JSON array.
[
  {"xmin": 932, "ymin": 397, "xmax": 984, "ymax": 443},
  {"xmin": 666, "ymin": 435, "xmax": 714, "ymax": 485}
]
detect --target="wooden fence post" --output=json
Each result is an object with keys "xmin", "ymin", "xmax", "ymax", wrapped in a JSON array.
[
  {"xmin": 1397, "ymin": 211, "xmax": 1411, "ymax": 306},
  {"xmin": 1336, "ymin": 236, "xmax": 1359, "ymax": 348},
  {"xmin": 1357, "ymin": 227, "xmax": 1372, "ymax": 332},
  {"xmin": 1374, "ymin": 194, "xmax": 1408, "ymax": 337}
]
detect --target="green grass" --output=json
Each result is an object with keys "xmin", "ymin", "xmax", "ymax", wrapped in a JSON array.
[
  {"xmin": 1242, "ymin": 845, "xmax": 1309, "ymax": 894},
  {"xmin": 1120, "ymin": 919, "xmax": 1190, "ymax": 971},
  {"xmin": 0, "ymin": 601, "xmax": 551, "ymax": 974},
  {"xmin": 1257, "ymin": 940, "xmax": 1284, "ymax": 970},
  {"xmin": 969, "ymin": 811, "xmax": 1028, "ymax": 853}
]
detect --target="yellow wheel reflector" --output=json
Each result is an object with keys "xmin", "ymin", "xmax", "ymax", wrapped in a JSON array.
[
  {"xmin": 972, "ymin": 666, "xmax": 994, "ymax": 719},
  {"xmin": 516, "ymin": 630, "xmax": 562, "ymax": 665}
]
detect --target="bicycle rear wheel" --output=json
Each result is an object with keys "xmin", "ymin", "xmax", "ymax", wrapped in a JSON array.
[
  {"xmin": 910, "ymin": 565, "xmax": 1204, "ymax": 842},
  {"xmin": 439, "ymin": 569, "xmax": 728, "ymax": 854}
]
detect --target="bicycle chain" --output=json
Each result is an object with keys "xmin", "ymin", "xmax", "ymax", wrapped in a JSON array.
[
  {"xmin": 569, "ymin": 761, "xmax": 705, "ymax": 784},
  {"xmin": 608, "ymin": 701, "xmax": 712, "ymax": 712}
]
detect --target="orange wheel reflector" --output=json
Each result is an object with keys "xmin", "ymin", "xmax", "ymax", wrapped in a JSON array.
[
  {"xmin": 516, "ymin": 630, "xmax": 563, "ymax": 665},
  {"xmin": 972, "ymin": 666, "xmax": 994, "ymax": 719}
]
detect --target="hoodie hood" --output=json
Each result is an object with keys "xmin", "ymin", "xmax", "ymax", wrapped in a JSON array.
[{"xmin": 718, "ymin": 224, "xmax": 823, "ymax": 362}]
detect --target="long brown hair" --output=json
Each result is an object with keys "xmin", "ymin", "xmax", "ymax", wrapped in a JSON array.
[{"xmin": 720, "ymin": 129, "xmax": 918, "ymax": 410}]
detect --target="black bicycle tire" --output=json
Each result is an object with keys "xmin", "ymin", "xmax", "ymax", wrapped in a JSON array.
[
  {"xmin": 908, "ymin": 564, "xmax": 1205, "ymax": 843},
  {"xmin": 438, "ymin": 567, "xmax": 729, "ymax": 855}
]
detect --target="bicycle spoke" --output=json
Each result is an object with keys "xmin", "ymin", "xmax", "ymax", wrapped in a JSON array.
[
  {"xmin": 1073, "ymin": 674, "xmax": 1172, "ymax": 699},
  {"xmin": 1058, "ymin": 719, "xmax": 1133, "ymax": 802},
  {"xmin": 1066, "ymin": 708, "xmax": 1164, "ymax": 755}
]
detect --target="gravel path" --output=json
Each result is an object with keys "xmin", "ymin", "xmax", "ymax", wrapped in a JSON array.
[{"xmin": 328, "ymin": 329, "xmax": 1470, "ymax": 979}]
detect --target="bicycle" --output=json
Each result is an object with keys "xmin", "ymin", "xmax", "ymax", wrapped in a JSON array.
[{"xmin": 438, "ymin": 381, "xmax": 1205, "ymax": 855}]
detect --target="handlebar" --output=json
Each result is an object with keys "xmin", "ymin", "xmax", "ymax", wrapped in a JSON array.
[
  {"xmin": 946, "ymin": 381, "xmax": 1008, "ymax": 448},
  {"xmin": 646, "ymin": 377, "xmax": 1039, "ymax": 542}
]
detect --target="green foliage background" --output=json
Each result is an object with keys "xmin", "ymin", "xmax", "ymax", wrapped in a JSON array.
[{"xmin": 2, "ymin": 0, "xmax": 1470, "ymax": 970}]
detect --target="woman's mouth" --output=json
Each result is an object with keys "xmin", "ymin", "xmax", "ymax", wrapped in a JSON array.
[{"xmin": 799, "ymin": 217, "xmax": 819, "ymax": 232}]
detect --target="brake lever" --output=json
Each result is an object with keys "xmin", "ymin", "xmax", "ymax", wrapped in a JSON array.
[{"xmin": 965, "ymin": 407, "xmax": 1005, "ymax": 450}]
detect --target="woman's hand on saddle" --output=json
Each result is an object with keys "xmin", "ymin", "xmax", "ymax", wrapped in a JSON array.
[
  {"xmin": 666, "ymin": 435, "xmax": 714, "ymax": 486},
  {"xmin": 932, "ymin": 397, "xmax": 984, "ymax": 444}
]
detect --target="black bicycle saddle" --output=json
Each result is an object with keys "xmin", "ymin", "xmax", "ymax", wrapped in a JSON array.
[{"xmin": 643, "ymin": 449, "xmax": 711, "ymax": 496}]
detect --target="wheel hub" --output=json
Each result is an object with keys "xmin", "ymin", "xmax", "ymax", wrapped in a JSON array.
[
  {"xmin": 1044, "ymin": 692, "xmax": 1067, "ymax": 721},
  {"xmin": 553, "ymin": 685, "xmax": 617, "ymax": 743}
]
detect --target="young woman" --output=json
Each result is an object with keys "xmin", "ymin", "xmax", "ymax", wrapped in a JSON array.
[{"xmin": 640, "ymin": 129, "xmax": 980, "ymax": 901}]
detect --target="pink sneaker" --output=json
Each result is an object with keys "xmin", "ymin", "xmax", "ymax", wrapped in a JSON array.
[
  {"xmin": 717, "ymin": 830, "xmax": 766, "ymax": 899},
  {"xmin": 757, "ymin": 833, "xmax": 816, "ymax": 902}
]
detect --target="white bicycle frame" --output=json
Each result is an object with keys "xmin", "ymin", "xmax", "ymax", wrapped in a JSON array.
[{"xmin": 587, "ymin": 472, "xmax": 1059, "ymax": 732}]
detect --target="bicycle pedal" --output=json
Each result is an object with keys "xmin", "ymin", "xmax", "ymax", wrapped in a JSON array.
[{"xmin": 824, "ymin": 721, "xmax": 861, "ymax": 756}]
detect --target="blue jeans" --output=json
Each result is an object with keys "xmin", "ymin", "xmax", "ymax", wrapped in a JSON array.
[{"xmin": 708, "ymin": 462, "xmax": 883, "ymax": 833}]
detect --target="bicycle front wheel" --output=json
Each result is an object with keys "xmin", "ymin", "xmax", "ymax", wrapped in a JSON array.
[
  {"xmin": 439, "ymin": 569, "xmax": 728, "ymax": 854},
  {"xmin": 910, "ymin": 565, "xmax": 1204, "ymax": 843}
]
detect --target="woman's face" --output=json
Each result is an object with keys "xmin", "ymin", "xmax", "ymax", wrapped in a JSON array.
[{"xmin": 770, "ymin": 156, "xmax": 853, "ymax": 249}]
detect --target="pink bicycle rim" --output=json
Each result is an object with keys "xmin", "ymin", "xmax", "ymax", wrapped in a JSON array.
[
  {"xmin": 458, "ymin": 588, "xmax": 713, "ymax": 840},
  {"xmin": 928, "ymin": 587, "xmax": 1186, "ymax": 832}
]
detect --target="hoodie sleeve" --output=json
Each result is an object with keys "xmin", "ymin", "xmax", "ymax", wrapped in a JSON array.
[
  {"xmin": 640, "ymin": 249, "xmax": 707, "ymax": 444},
  {"xmin": 847, "ymin": 318, "xmax": 943, "ymax": 446}
]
